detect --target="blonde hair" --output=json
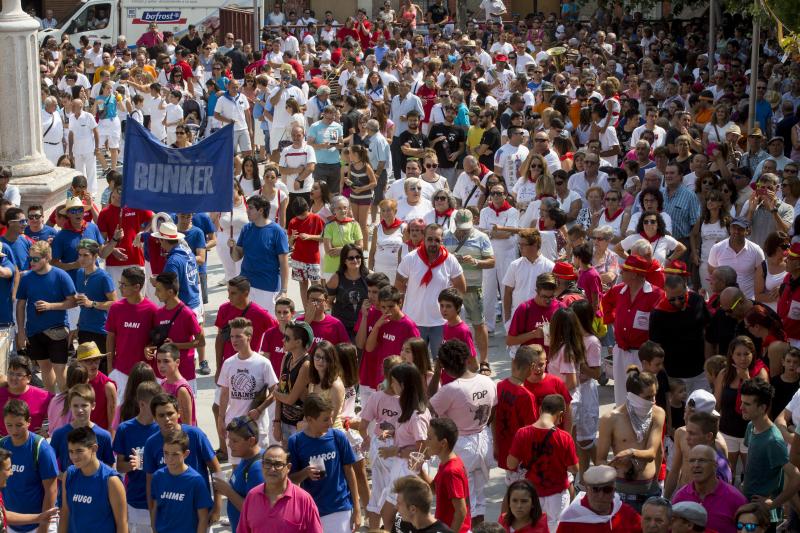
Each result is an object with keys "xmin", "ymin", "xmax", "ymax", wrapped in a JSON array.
[{"xmin": 30, "ymin": 240, "xmax": 51, "ymax": 260}]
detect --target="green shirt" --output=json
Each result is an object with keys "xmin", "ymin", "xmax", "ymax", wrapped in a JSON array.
[
  {"xmin": 322, "ymin": 221, "xmax": 363, "ymax": 274},
  {"xmin": 743, "ymin": 422, "xmax": 787, "ymax": 521}
]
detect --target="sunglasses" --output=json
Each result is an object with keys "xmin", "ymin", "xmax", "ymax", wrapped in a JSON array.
[
  {"xmin": 643, "ymin": 219, "xmax": 658, "ymax": 225},
  {"xmin": 589, "ymin": 485, "xmax": 615, "ymax": 494},
  {"xmin": 346, "ymin": 255, "xmax": 362, "ymax": 261},
  {"xmin": 736, "ymin": 523, "xmax": 759, "ymax": 532},
  {"xmin": 12, "ymin": 219, "xmax": 28, "ymax": 226},
  {"xmin": 67, "ymin": 208, "xmax": 84, "ymax": 215},
  {"xmin": 28, "ymin": 214, "xmax": 42, "ymax": 220},
  {"xmin": 29, "ymin": 256, "xmax": 43, "ymax": 263},
  {"xmin": 425, "ymin": 163, "xmax": 438, "ymax": 169},
  {"xmin": 434, "ymin": 196, "xmax": 447, "ymax": 201},
  {"xmin": 490, "ymin": 191, "xmax": 505, "ymax": 196},
  {"xmin": 176, "ymin": 131, "xmax": 186, "ymax": 135}
]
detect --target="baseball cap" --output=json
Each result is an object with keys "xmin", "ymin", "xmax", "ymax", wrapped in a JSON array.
[
  {"xmin": 454, "ymin": 209, "xmax": 473, "ymax": 230},
  {"xmin": 672, "ymin": 502, "xmax": 707, "ymax": 528},
  {"xmin": 687, "ymin": 389, "xmax": 720, "ymax": 416},
  {"xmin": 730, "ymin": 217, "xmax": 750, "ymax": 229}
]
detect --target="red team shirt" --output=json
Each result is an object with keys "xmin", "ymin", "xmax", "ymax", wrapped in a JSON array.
[
  {"xmin": 433, "ymin": 456, "xmax": 471, "ymax": 533},
  {"xmin": 509, "ymin": 424, "xmax": 578, "ymax": 497},
  {"xmin": 262, "ymin": 325, "xmax": 287, "ymax": 377},
  {"xmin": 214, "ymin": 302, "xmax": 277, "ymax": 361},
  {"xmin": 96, "ymin": 205, "xmax": 153, "ymax": 266},
  {"xmin": 153, "ymin": 304, "xmax": 202, "ymax": 380},
  {"xmin": 601, "ymin": 283, "xmax": 664, "ymax": 350},
  {"xmin": 105, "ymin": 298, "xmax": 158, "ymax": 375},
  {"xmin": 494, "ymin": 378, "xmax": 538, "ymax": 470}
]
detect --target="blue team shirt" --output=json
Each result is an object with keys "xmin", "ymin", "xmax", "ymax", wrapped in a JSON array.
[
  {"xmin": 17, "ymin": 267, "xmax": 76, "ymax": 335},
  {"xmin": 51, "ymin": 223, "xmax": 104, "ymax": 283},
  {"xmin": 24, "ymin": 225, "xmax": 57, "ymax": 242},
  {"xmin": 1, "ymin": 235, "xmax": 31, "ymax": 271},
  {"xmin": 112, "ymin": 418, "xmax": 159, "ymax": 509},
  {"xmin": 168, "ymin": 213, "xmax": 214, "ymax": 275},
  {"xmin": 181, "ymin": 226, "xmax": 207, "ymax": 275},
  {"xmin": 75, "ymin": 268, "xmax": 115, "ymax": 334},
  {"xmin": 237, "ymin": 222, "xmax": 289, "ymax": 292},
  {"xmin": 288, "ymin": 428, "xmax": 356, "ymax": 517},
  {"xmin": 50, "ymin": 423, "xmax": 115, "ymax": 472},
  {"xmin": 143, "ymin": 424, "xmax": 215, "ymax": 492},
  {"xmin": 0, "ymin": 433, "xmax": 59, "ymax": 532},
  {"xmin": 163, "ymin": 247, "xmax": 201, "ymax": 309},
  {"xmin": 0, "ymin": 254, "xmax": 15, "ymax": 325},
  {"xmin": 228, "ymin": 453, "xmax": 264, "ymax": 532},
  {"xmin": 64, "ymin": 462, "xmax": 121, "ymax": 533},
  {"xmin": 151, "ymin": 466, "xmax": 213, "ymax": 533}
]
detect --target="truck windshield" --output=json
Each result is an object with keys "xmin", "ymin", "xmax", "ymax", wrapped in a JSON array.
[{"xmin": 56, "ymin": 3, "xmax": 86, "ymax": 29}]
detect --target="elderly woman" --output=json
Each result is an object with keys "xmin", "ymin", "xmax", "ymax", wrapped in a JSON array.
[
  {"xmin": 396, "ymin": 177, "xmax": 433, "ymax": 222},
  {"xmin": 576, "ymin": 186, "xmax": 605, "ymax": 231},
  {"xmin": 369, "ymin": 199, "xmax": 405, "ymax": 284},
  {"xmin": 322, "ymin": 196, "xmax": 364, "ymax": 277},
  {"xmin": 423, "ymin": 190, "xmax": 457, "ymax": 233},
  {"xmin": 616, "ymin": 211, "xmax": 686, "ymax": 265},
  {"xmin": 591, "ymin": 225, "xmax": 620, "ymax": 292}
]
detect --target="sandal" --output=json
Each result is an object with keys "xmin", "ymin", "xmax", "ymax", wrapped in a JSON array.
[{"xmin": 479, "ymin": 361, "xmax": 492, "ymax": 376}]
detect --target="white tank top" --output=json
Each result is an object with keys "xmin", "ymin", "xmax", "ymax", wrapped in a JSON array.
[{"xmin": 374, "ymin": 223, "xmax": 405, "ymax": 270}]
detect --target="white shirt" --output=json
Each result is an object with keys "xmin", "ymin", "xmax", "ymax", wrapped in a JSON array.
[
  {"xmin": 57, "ymin": 73, "xmax": 91, "ymax": 91},
  {"xmin": 397, "ymin": 198, "xmax": 433, "ymax": 222},
  {"xmin": 452, "ymin": 171, "xmax": 492, "ymax": 208},
  {"xmin": 214, "ymin": 93, "xmax": 250, "ymax": 131},
  {"xmin": 494, "ymin": 143, "xmax": 529, "ymax": 190},
  {"xmin": 67, "ymin": 111, "xmax": 98, "ymax": 155},
  {"xmin": 543, "ymin": 148, "xmax": 561, "ymax": 174},
  {"xmin": 1, "ymin": 185, "xmax": 21, "ymax": 207},
  {"xmin": 281, "ymin": 36, "xmax": 300, "ymax": 55},
  {"xmin": 217, "ymin": 352, "xmax": 278, "ymax": 436},
  {"xmin": 478, "ymin": 206, "xmax": 520, "ymax": 252},
  {"xmin": 596, "ymin": 121, "xmax": 620, "ymax": 167},
  {"xmin": 42, "ymin": 110, "xmax": 64, "ymax": 145},
  {"xmin": 269, "ymin": 85, "xmax": 307, "ymax": 129},
  {"xmin": 707, "ymin": 238, "xmax": 765, "ymax": 299},
  {"xmin": 397, "ymin": 248, "xmax": 464, "ymax": 326},
  {"xmin": 626, "ymin": 211, "xmax": 673, "ymax": 236},
  {"xmin": 502, "ymin": 254, "xmax": 555, "ymax": 318},
  {"xmin": 631, "ymin": 124, "xmax": 667, "ymax": 148},
  {"xmin": 567, "ymin": 171, "xmax": 611, "ymax": 208},
  {"xmin": 279, "ymin": 143, "xmax": 316, "ymax": 193},
  {"xmin": 619, "ymin": 233, "xmax": 680, "ymax": 265}
]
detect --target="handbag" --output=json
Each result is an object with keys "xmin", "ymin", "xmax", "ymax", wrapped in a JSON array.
[
  {"xmin": 148, "ymin": 304, "xmax": 184, "ymax": 348},
  {"xmin": 42, "ymin": 326, "xmax": 68, "ymax": 341}
]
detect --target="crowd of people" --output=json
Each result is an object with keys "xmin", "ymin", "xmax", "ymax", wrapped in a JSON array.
[{"xmin": 3, "ymin": 0, "xmax": 800, "ymax": 531}]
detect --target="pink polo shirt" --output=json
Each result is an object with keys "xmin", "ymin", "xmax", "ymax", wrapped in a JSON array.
[
  {"xmin": 236, "ymin": 481, "xmax": 322, "ymax": 533},
  {"xmin": 672, "ymin": 480, "xmax": 748, "ymax": 533}
]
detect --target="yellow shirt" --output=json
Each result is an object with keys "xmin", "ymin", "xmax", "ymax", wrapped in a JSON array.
[
  {"xmin": 93, "ymin": 65, "xmax": 116, "ymax": 84},
  {"xmin": 467, "ymin": 125, "xmax": 485, "ymax": 155}
]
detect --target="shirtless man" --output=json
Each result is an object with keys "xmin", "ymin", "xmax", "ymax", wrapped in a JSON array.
[
  {"xmin": 663, "ymin": 393, "xmax": 731, "ymax": 498},
  {"xmin": 596, "ymin": 367, "xmax": 665, "ymax": 513}
]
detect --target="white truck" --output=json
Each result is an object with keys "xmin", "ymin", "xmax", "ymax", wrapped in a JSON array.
[{"xmin": 38, "ymin": 0, "xmax": 254, "ymax": 48}]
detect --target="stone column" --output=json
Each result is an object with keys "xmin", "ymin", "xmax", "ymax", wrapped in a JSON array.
[{"xmin": 0, "ymin": 0, "xmax": 52, "ymax": 177}]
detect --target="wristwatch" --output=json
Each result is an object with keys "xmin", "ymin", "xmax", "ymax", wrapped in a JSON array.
[{"xmin": 771, "ymin": 207, "xmax": 779, "ymax": 214}]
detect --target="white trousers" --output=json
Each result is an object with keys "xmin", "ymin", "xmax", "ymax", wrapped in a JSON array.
[
  {"xmin": 540, "ymin": 490, "xmax": 570, "ymax": 532},
  {"xmin": 44, "ymin": 143, "xmax": 64, "ymax": 166},
  {"xmin": 109, "ymin": 369, "xmax": 129, "ymax": 402},
  {"xmin": 482, "ymin": 245, "xmax": 517, "ymax": 333},
  {"xmin": 127, "ymin": 504, "xmax": 152, "ymax": 533},
  {"xmin": 250, "ymin": 287, "xmax": 277, "ymax": 315},
  {"xmin": 320, "ymin": 510, "xmax": 351, "ymax": 533},
  {"xmin": 215, "ymin": 230, "xmax": 241, "ymax": 282},
  {"xmin": 73, "ymin": 152, "xmax": 98, "ymax": 196},
  {"xmin": 453, "ymin": 428, "xmax": 494, "ymax": 517},
  {"xmin": 613, "ymin": 346, "xmax": 641, "ymax": 407}
]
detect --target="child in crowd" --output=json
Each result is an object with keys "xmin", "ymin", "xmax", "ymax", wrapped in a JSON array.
[
  {"xmin": 74, "ymin": 342, "xmax": 117, "ymax": 434},
  {"xmin": 770, "ymin": 347, "xmax": 800, "ymax": 420},
  {"xmin": 638, "ymin": 340, "xmax": 670, "ymax": 414},
  {"xmin": 522, "ymin": 345, "xmax": 572, "ymax": 430},
  {"xmin": 438, "ymin": 288, "xmax": 479, "ymax": 385},
  {"xmin": 50, "ymin": 384, "xmax": 115, "ymax": 474},
  {"xmin": 157, "ymin": 343, "xmax": 196, "ymax": 425},
  {"xmin": 46, "ymin": 363, "xmax": 88, "ymax": 437},
  {"xmin": 704, "ymin": 355, "xmax": 726, "ymax": 389},
  {"xmin": 401, "ymin": 337, "xmax": 434, "ymax": 386}
]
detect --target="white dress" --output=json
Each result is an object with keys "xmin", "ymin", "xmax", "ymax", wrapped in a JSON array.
[
  {"xmin": 698, "ymin": 220, "xmax": 728, "ymax": 292},
  {"xmin": 373, "ymin": 223, "xmax": 405, "ymax": 284}
]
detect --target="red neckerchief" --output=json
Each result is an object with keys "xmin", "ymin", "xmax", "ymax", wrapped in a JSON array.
[
  {"xmin": 655, "ymin": 290, "xmax": 689, "ymax": 312},
  {"xmin": 381, "ymin": 219, "xmax": 402, "ymax": 231},
  {"xmin": 417, "ymin": 243, "xmax": 448, "ymax": 285},
  {"xmin": 435, "ymin": 208, "xmax": 455, "ymax": 217},
  {"xmin": 67, "ymin": 217, "xmax": 88, "ymax": 233},
  {"xmin": 335, "ymin": 217, "xmax": 355, "ymax": 225},
  {"xmin": 538, "ymin": 219, "xmax": 546, "ymax": 231},
  {"xmin": 489, "ymin": 200, "xmax": 512, "ymax": 217},
  {"xmin": 639, "ymin": 231, "xmax": 661, "ymax": 243},
  {"xmin": 604, "ymin": 207, "xmax": 624, "ymax": 222}
]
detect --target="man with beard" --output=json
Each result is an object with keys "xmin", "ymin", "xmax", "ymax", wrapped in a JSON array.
[{"xmin": 473, "ymin": 109, "xmax": 500, "ymax": 171}]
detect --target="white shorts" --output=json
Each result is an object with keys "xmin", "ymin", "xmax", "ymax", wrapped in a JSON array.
[
  {"xmin": 249, "ymin": 287, "xmax": 277, "ymax": 315},
  {"xmin": 366, "ymin": 435, "xmax": 395, "ymax": 514},
  {"xmin": 320, "ymin": 510, "xmax": 351, "ymax": 533},
  {"xmin": 99, "ymin": 131, "xmax": 121, "ymax": 150},
  {"xmin": 233, "ymin": 129, "xmax": 252, "ymax": 153},
  {"xmin": 379, "ymin": 455, "xmax": 416, "ymax": 508},
  {"xmin": 454, "ymin": 428, "xmax": 494, "ymax": 517},
  {"xmin": 67, "ymin": 307, "xmax": 80, "ymax": 330},
  {"xmin": 127, "ymin": 504, "xmax": 152, "ymax": 533},
  {"xmin": 573, "ymin": 379, "xmax": 600, "ymax": 443},
  {"xmin": 539, "ymin": 490, "xmax": 570, "ymax": 532},
  {"xmin": 721, "ymin": 432, "xmax": 749, "ymax": 454}
]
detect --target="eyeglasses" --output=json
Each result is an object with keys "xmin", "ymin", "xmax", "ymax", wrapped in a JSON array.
[
  {"xmin": 643, "ymin": 219, "xmax": 658, "ymax": 225},
  {"xmin": 425, "ymin": 163, "xmax": 438, "ymax": 169},
  {"xmin": 263, "ymin": 460, "xmax": 288, "ymax": 470},
  {"xmin": 346, "ymin": 255, "xmax": 362, "ymax": 261},
  {"xmin": 434, "ymin": 196, "xmax": 447, "ymax": 201},
  {"xmin": 7, "ymin": 372, "xmax": 29, "ymax": 379},
  {"xmin": 176, "ymin": 131, "xmax": 186, "ymax": 135},
  {"xmin": 589, "ymin": 485, "xmax": 615, "ymax": 494},
  {"xmin": 593, "ymin": 235, "xmax": 609, "ymax": 241},
  {"xmin": 736, "ymin": 523, "xmax": 759, "ymax": 532},
  {"xmin": 725, "ymin": 296, "xmax": 743, "ymax": 316},
  {"xmin": 490, "ymin": 191, "xmax": 505, "ymax": 196}
]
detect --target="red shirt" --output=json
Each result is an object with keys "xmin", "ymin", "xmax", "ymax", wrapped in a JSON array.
[
  {"xmin": 494, "ymin": 378, "xmax": 538, "ymax": 470},
  {"xmin": 105, "ymin": 298, "xmax": 158, "ymax": 375},
  {"xmin": 262, "ymin": 326, "xmax": 286, "ymax": 377},
  {"xmin": 88, "ymin": 371, "xmax": 115, "ymax": 430},
  {"xmin": 214, "ymin": 301, "xmax": 277, "ymax": 362},
  {"xmin": 498, "ymin": 513, "xmax": 549, "ymax": 533},
  {"xmin": 556, "ymin": 496, "xmax": 643, "ymax": 533},
  {"xmin": 97, "ymin": 205, "xmax": 152, "ymax": 266},
  {"xmin": 509, "ymin": 298, "xmax": 564, "ymax": 354},
  {"xmin": 47, "ymin": 203, "xmax": 95, "ymax": 227},
  {"xmin": 778, "ymin": 273, "xmax": 800, "ymax": 340},
  {"xmin": 433, "ymin": 456, "xmax": 471, "ymax": 533},
  {"xmin": 153, "ymin": 303, "xmax": 201, "ymax": 380},
  {"xmin": 297, "ymin": 313, "xmax": 350, "ymax": 351},
  {"xmin": 416, "ymin": 84, "xmax": 438, "ymax": 122},
  {"xmin": 601, "ymin": 282, "xmax": 664, "ymax": 350},
  {"xmin": 358, "ymin": 313, "xmax": 420, "ymax": 389},
  {"xmin": 287, "ymin": 213, "xmax": 325, "ymax": 264},
  {"xmin": 145, "ymin": 234, "xmax": 167, "ymax": 275},
  {"xmin": 508, "ymin": 424, "xmax": 578, "ymax": 496},
  {"xmin": 176, "ymin": 60, "xmax": 194, "ymax": 80},
  {"xmin": 441, "ymin": 321, "xmax": 476, "ymax": 386}
]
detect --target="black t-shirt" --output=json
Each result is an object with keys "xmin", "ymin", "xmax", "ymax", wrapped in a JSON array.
[
  {"xmin": 479, "ymin": 127, "xmax": 500, "ymax": 170},
  {"xmin": 427, "ymin": 4, "xmax": 448, "ymax": 24},
  {"xmin": 225, "ymin": 48, "xmax": 248, "ymax": 79},
  {"xmin": 770, "ymin": 375, "xmax": 800, "ymax": 420},
  {"xmin": 178, "ymin": 34, "xmax": 202, "ymax": 54},
  {"xmin": 428, "ymin": 123, "xmax": 465, "ymax": 169},
  {"xmin": 397, "ymin": 130, "xmax": 429, "ymax": 173},
  {"xmin": 650, "ymin": 292, "xmax": 710, "ymax": 379},
  {"xmin": 664, "ymin": 126, "xmax": 701, "ymax": 150},
  {"xmin": 342, "ymin": 110, "xmax": 360, "ymax": 138}
]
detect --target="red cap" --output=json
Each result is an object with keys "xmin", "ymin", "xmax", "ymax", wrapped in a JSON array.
[
  {"xmin": 552, "ymin": 261, "xmax": 578, "ymax": 280},
  {"xmin": 663, "ymin": 259, "xmax": 690, "ymax": 277},
  {"xmin": 789, "ymin": 242, "xmax": 800, "ymax": 259},
  {"xmin": 622, "ymin": 255, "xmax": 652, "ymax": 274},
  {"xmin": 494, "ymin": 54, "xmax": 508, "ymax": 62}
]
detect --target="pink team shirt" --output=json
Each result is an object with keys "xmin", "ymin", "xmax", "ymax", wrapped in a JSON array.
[
  {"xmin": 153, "ymin": 304, "xmax": 202, "ymax": 380},
  {"xmin": 430, "ymin": 374, "xmax": 497, "ymax": 436},
  {"xmin": 161, "ymin": 378, "xmax": 198, "ymax": 425},
  {"xmin": 0, "ymin": 386, "xmax": 53, "ymax": 435},
  {"xmin": 354, "ymin": 307, "xmax": 382, "ymax": 388},
  {"xmin": 105, "ymin": 298, "xmax": 158, "ymax": 375},
  {"xmin": 359, "ymin": 390, "xmax": 401, "ymax": 436},
  {"xmin": 393, "ymin": 409, "xmax": 431, "ymax": 448},
  {"xmin": 361, "ymin": 315, "xmax": 420, "ymax": 389},
  {"xmin": 441, "ymin": 321, "xmax": 476, "ymax": 386},
  {"xmin": 215, "ymin": 302, "xmax": 277, "ymax": 362},
  {"xmin": 297, "ymin": 314, "xmax": 350, "ymax": 350},
  {"xmin": 577, "ymin": 267, "xmax": 603, "ymax": 305},
  {"xmin": 261, "ymin": 326, "xmax": 287, "ymax": 377}
]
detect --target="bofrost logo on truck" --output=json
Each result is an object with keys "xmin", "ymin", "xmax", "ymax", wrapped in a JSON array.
[{"xmin": 132, "ymin": 11, "xmax": 187, "ymax": 24}]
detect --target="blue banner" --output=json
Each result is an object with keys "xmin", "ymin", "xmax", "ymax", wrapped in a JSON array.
[{"xmin": 121, "ymin": 120, "xmax": 234, "ymax": 213}]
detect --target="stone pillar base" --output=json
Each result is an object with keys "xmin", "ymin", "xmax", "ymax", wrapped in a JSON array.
[{"xmin": 13, "ymin": 166, "xmax": 81, "ymax": 213}]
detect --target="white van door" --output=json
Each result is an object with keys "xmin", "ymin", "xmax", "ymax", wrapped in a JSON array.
[{"xmin": 62, "ymin": 1, "xmax": 115, "ymax": 48}]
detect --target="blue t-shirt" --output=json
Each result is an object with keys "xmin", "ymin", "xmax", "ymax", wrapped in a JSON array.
[
  {"xmin": 288, "ymin": 428, "xmax": 356, "ymax": 517},
  {"xmin": 24, "ymin": 225, "xmax": 57, "ymax": 243},
  {"xmin": 51, "ymin": 223, "xmax": 105, "ymax": 283},
  {"xmin": 17, "ymin": 267, "xmax": 76, "ymax": 335},
  {"xmin": 143, "ymin": 424, "xmax": 214, "ymax": 493},
  {"xmin": 151, "ymin": 466, "xmax": 213, "ymax": 533},
  {"xmin": 1, "ymin": 235, "xmax": 31, "ymax": 271},
  {"xmin": 75, "ymin": 268, "xmax": 115, "ymax": 334},
  {"xmin": 228, "ymin": 453, "xmax": 264, "ymax": 532},
  {"xmin": 50, "ymin": 423, "xmax": 115, "ymax": 472},
  {"xmin": 98, "ymin": 94, "xmax": 118, "ymax": 120},
  {"xmin": 112, "ymin": 418, "xmax": 159, "ymax": 509},
  {"xmin": 163, "ymin": 247, "xmax": 201, "ymax": 309},
  {"xmin": 0, "ymin": 433, "xmax": 59, "ymax": 533},
  {"xmin": 181, "ymin": 227, "xmax": 207, "ymax": 275},
  {"xmin": 237, "ymin": 222, "xmax": 289, "ymax": 292},
  {"xmin": 307, "ymin": 121, "xmax": 344, "ymax": 165},
  {"xmin": 0, "ymin": 254, "xmax": 15, "ymax": 325},
  {"xmin": 64, "ymin": 462, "xmax": 121, "ymax": 533},
  {"xmin": 191, "ymin": 213, "xmax": 215, "ymax": 239},
  {"xmin": 168, "ymin": 213, "xmax": 214, "ymax": 274}
]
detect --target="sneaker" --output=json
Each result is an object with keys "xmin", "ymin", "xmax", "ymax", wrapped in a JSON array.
[{"xmin": 198, "ymin": 360, "xmax": 211, "ymax": 375}]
